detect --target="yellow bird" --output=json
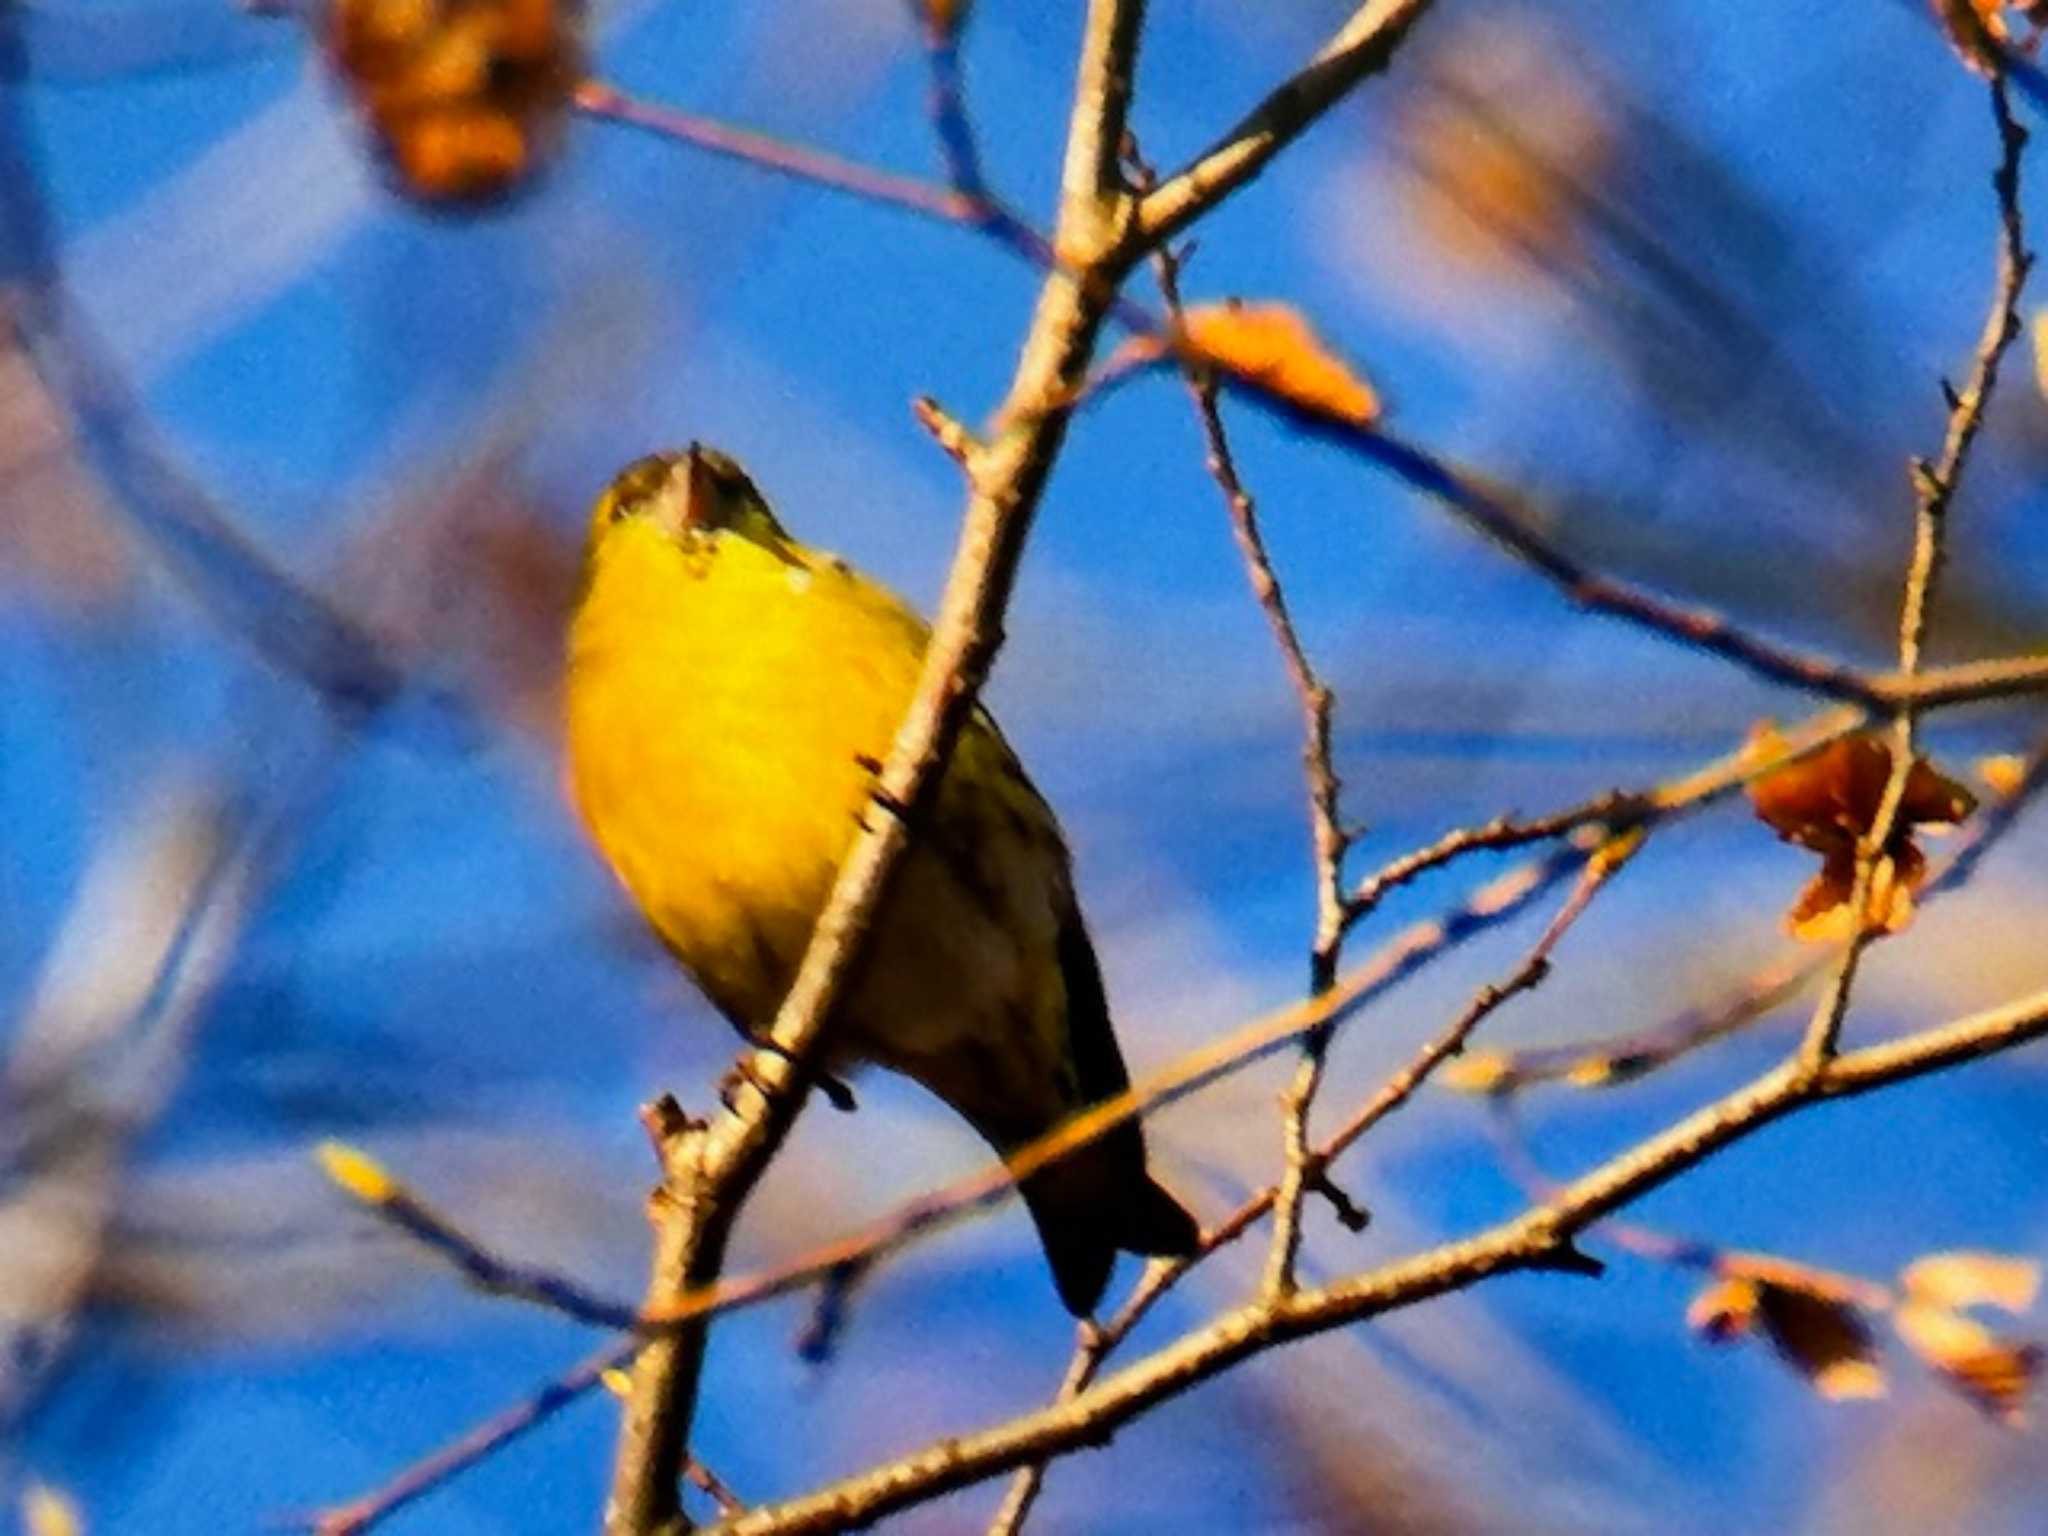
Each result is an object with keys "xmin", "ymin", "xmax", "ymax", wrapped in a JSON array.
[{"xmin": 565, "ymin": 445, "xmax": 1198, "ymax": 1314}]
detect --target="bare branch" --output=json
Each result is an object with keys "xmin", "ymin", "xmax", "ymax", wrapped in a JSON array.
[
  {"xmin": 1453, "ymin": 726, "xmax": 2048, "ymax": 1095},
  {"xmin": 992, "ymin": 822, "xmax": 1641, "ymax": 1525},
  {"xmin": 1800, "ymin": 73, "xmax": 2030, "ymax": 1072},
  {"xmin": 1344, "ymin": 790, "xmax": 1643, "ymax": 926},
  {"xmin": 1136, "ymin": 1, "xmax": 1441, "ymax": 248},
  {"xmin": 323, "ymin": 711, "xmax": 1860, "ymax": 1362},
  {"xmin": 304, "ymin": 1339, "xmax": 641, "ymax": 1535},
  {"xmin": 571, "ymin": 63, "xmax": 2048, "ymax": 725},
  {"xmin": 713, "ymin": 985, "xmax": 2048, "ymax": 1535},
  {"xmin": 605, "ymin": 3, "xmax": 1158, "ymax": 1527},
  {"xmin": 572, "ymin": 81, "xmax": 971, "ymax": 223},
  {"xmin": 1147, "ymin": 234, "xmax": 1352, "ymax": 1300}
]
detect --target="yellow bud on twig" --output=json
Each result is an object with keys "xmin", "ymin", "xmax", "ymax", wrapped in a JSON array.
[{"xmin": 315, "ymin": 1139, "xmax": 398, "ymax": 1205}]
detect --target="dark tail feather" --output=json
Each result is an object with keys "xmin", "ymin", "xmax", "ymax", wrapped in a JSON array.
[
  {"xmin": 1122, "ymin": 1172, "xmax": 1201, "ymax": 1257},
  {"xmin": 1018, "ymin": 1148, "xmax": 1200, "ymax": 1317}
]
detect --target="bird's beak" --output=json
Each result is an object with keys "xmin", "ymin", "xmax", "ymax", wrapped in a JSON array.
[{"xmin": 650, "ymin": 446, "xmax": 708, "ymax": 538}]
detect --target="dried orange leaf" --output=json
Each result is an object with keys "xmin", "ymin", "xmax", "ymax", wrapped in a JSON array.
[
  {"xmin": 326, "ymin": 0, "xmax": 585, "ymax": 205},
  {"xmin": 1121, "ymin": 300, "xmax": 1382, "ymax": 424},
  {"xmin": 1189, "ymin": 301, "xmax": 1380, "ymax": 423},
  {"xmin": 1692, "ymin": 1271, "xmax": 1886, "ymax": 1400},
  {"xmin": 1902, "ymin": 1251, "xmax": 2041, "ymax": 1315},
  {"xmin": 1894, "ymin": 1301, "xmax": 2043, "ymax": 1424},
  {"xmin": 1747, "ymin": 728, "xmax": 1973, "ymax": 943}
]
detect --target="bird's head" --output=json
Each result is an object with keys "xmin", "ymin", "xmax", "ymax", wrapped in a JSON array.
[{"xmin": 586, "ymin": 445, "xmax": 793, "ymax": 556}]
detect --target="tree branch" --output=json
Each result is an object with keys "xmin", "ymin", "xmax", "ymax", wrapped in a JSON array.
[
  {"xmin": 711, "ymin": 985, "xmax": 2048, "ymax": 1535},
  {"xmin": 1800, "ymin": 72, "xmax": 2028, "ymax": 1072},
  {"xmin": 1135, "ymin": 0, "xmax": 1441, "ymax": 248},
  {"xmin": 1148, "ymin": 235, "xmax": 1352, "ymax": 1302},
  {"xmin": 320, "ymin": 710, "xmax": 1861, "ymax": 1362},
  {"xmin": 604, "ymin": 3, "xmax": 1155, "ymax": 1528},
  {"xmin": 574, "ymin": 45, "xmax": 2048, "ymax": 725}
]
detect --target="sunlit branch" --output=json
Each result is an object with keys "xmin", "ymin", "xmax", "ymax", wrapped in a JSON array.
[
  {"xmin": 574, "ymin": 38, "xmax": 2048, "ymax": 725},
  {"xmin": 1147, "ymin": 231, "xmax": 1352, "ymax": 1304},
  {"xmin": 326, "ymin": 713, "xmax": 1852, "ymax": 1357},
  {"xmin": 992, "ymin": 821, "xmax": 1641, "ymax": 1529},
  {"xmin": 1472, "ymin": 722, "xmax": 2048, "ymax": 1096},
  {"xmin": 1135, "ymin": 0, "xmax": 1442, "ymax": 248},
  {"xmin": 1800, "ymin": 73, "xmax": 2030, "ymax": 1071},
  {"xmin": 711, "ymin": 982, "xmax": 2048, "ymax": 1533},
  {"xmin": 602, "ymin": 4, "xmax": 1155, "ymax": 1529}
]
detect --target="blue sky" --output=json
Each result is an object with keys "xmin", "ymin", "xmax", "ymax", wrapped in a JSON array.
[{"xmin": 4, "ymin": 2, "xmax": 2047, "ymax": 1532}]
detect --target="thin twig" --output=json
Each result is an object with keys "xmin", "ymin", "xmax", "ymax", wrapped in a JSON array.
[
  {"xmin": 1485, "ymin": 1098, "xmax": 1895, "ymax": 1309},
  {"xmin": 912, "ymin": 394, "xmax": 981, "ymax": 466},
  {"xmin": 337, "ymin": 837, "xmax": 1593, "ymax": 1341},
  {"xmin": 683, "ymin": 1458, "xmax": 748, "ymax": 1520},
  {"xmin": 913, "ymin": 0, "xmax": 990, "ymax": 200},
  {"xmin": 603, "ymin": 5, "xmax": 1155, "ymax": 1530},
  {"xmin": 300, "ymin": 1336, "xmax": 745, "ymax": 1536},
  {"xmin": 1135, "ymin": 0, "xmax": 1443, "ymax": 247},
  {"xmin": 304, "ymin": 1338, "xmax": 643, "ymax": 1535},
  {"xmin": 1343, "ymin": 791, "xmax": 1642, "ymax": 927},
  {"xmin": 712, "ymin": 984, "xmax": 2048, "ymax": 1534},
  {"xmin": 1461, "ymin": 726, "xmax": 2048, "ymax": 1095},
  {"xmin": 1799, "ymin": 74, "xmax": 2030, "ymax": 1072},
  {"xmin": 1150, "ymin": 231, "xmax": 1351, "ymax": 1300},
  {"xmin": 989, "ymin": 821, "xmax": 1643, "ymax": 1528},
  {"xmin": 329, "ymin": 712, "xmax": 1858, "ymax": 1349},
  {"xmin": 573, "ymin": 43, "xmax": 2048, "ymax": 723},
  {"xmin": 572, "ymin": 81, "xmax": 972, "ymax": 224}
]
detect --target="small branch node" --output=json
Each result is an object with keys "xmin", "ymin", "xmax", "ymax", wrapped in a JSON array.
[
  {"xmin": 912, "ymin": 394, "xmax": 983, "ymax": 468},
  {"xmin": 1308, "ymin": 1167, "xmax": 1371, "ymax": 1233},
  {"xmin": 1529, "ymin": 1238, "xmax": 1607, "ymax": 1279},
  {"xmin": 639, "ymin": 1095, "xmax": 701, "ymax": 1156}
]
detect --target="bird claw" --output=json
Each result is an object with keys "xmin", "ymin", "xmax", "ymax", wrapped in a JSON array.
[
  {"xmin": 721, "ymin": 1037, "xmax": 858, "ymax": 1115},
  {"xmin": 817, "ymin": 1073, "xmax": 858, "ymax": 1113},
  {"xmin": 717, "ymin": 1055, "xmax": 772, "ymax": 1116}
]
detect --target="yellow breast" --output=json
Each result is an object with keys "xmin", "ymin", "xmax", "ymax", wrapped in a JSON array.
[{"xmin": 565, "ymin": 519, "xmax": 929, "ymax": 1025}]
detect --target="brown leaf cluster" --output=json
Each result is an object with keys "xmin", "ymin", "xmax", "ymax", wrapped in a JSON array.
[
  {"xmin": 325, "ymin": 0, "xmax": 585, "ymax": 205},
  {"xmin": 1687, "ymin": 1250, "xmax": 2042, "ymax": 1424},
  {"xmin": 1895, "ymin": 1252, "xmax": 2044, "ymax": 1425},
  {"xmin": 1687, "ymin": 1261, "xmax": 1885, "ymax": 1401},
  {"xmin": 1745, "ymin": 727, "xmax": 1975, "ymax": 942}
]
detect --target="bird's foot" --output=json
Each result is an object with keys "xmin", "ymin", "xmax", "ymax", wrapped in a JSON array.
[{"xmin": 718, "ymin": 1037, "xmax": 858, "ymax": 1115}]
